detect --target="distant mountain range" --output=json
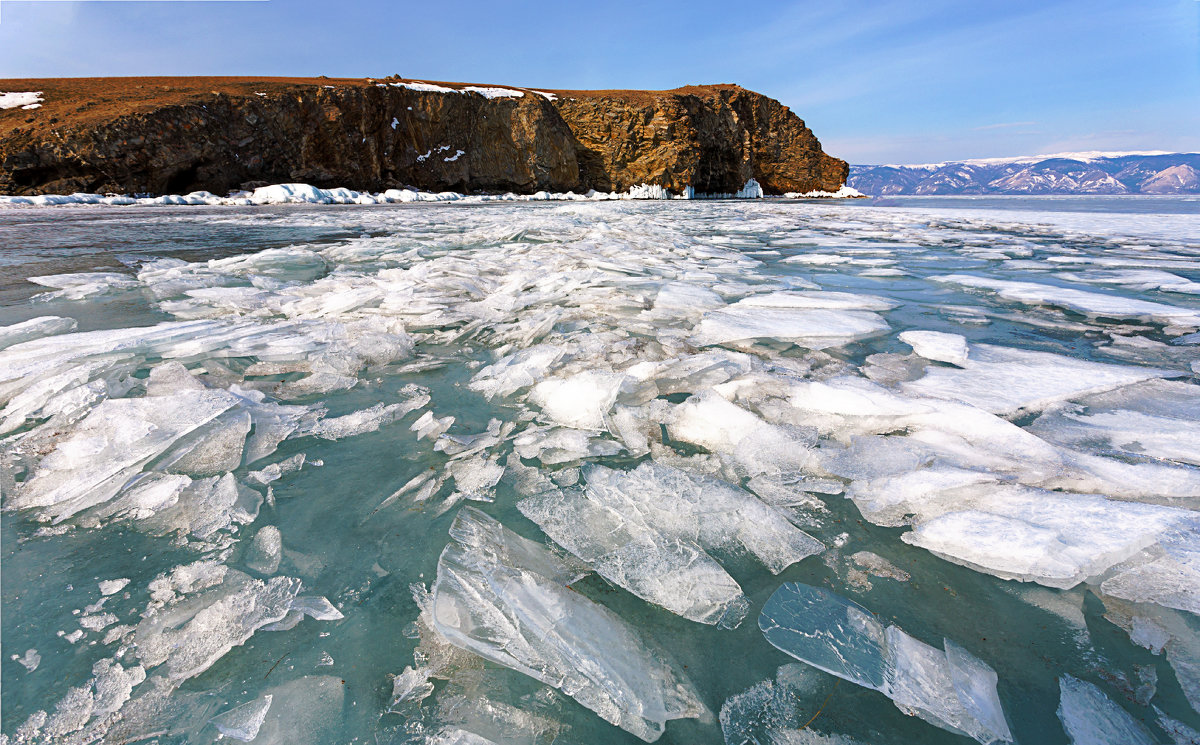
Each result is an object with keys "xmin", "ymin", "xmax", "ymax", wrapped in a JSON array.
[{"xmin": 848, "ymin": 151, "xmax": 1200, "ymax": 195}]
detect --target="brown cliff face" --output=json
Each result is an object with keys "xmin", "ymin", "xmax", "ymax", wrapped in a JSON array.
[
  {"xmin": 551, "ymin": 86, "xmax": 847, "ymax": 194},
  {"xmin": 0, "ymin": 77, "xmax": 847, "ymax": 196}
]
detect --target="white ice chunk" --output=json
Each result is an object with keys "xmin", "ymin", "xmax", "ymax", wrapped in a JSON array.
[
  {"xmin": 468, "ymin": 345, "xmax": 566, "ymax": 400},
  {"xmin": 692, "ymin": 306, "xmax": 889, "ymax": 350},
  {"xmin": 1030, "ymin": 406, "xmax": 1200, "ymax": 467},
  {"xmin": 11, "ymin": 388, "xmax": 240, "ymax": 522},
  {"xmin": 529, "ymin": 370, "xmax": 625, "ymax": 429},
  {"xmin": 668, "ymin": 391, "xmax": 814, "ymax": 477},
  {"xmin": 512, "ymin": 426, "xmax": 623, "ymax": 465},
  {"xmin": 411, "ymin": 410, "xmax": 455, "ymax": 441},
  {"xmin": 650, "ymin": 282, "xmax": 725, "ymax": 317},
  {"xmin": 98, "ymin": 578, "xmax": 131, "ymax": 596},
  {"xmin": 27, "ymin": 271, "xmax": 140, "ymax": 299},
  {"xmin": 735, "ymin": 290, "xmax": 898, "ymax": 312},
  {"xmin": 245, "ymin": 525, "xmax": 283, "ymax": 575},
  {"xmin": 899, "ymin": 330, "xmax": 970, "ymax": 367},
  {"xmin": 305, "ymin": 397, "xmax": 427, "ymax": 441},
  {"xmin": 1099, "ymin": 525, "xmax": 1200, "ymax": 614},
  {"xmin": 1070, "ymin": 269, "xmax": 1200, "ymax": 295},
  {"xmin": 12, "ymin": 648, "xmax": 41, "ymax": 672},
  {"xmin": 519, "ymin": 486, "xmax": 751, "ymax": 628},
  {"xmin": 944, "ymin": 638, "xmax": 1013, "ymax": 743},
  {"xmin": 903, "ymin": 488, "xmax": 1194, "ymax": 588},
  {"xmin": 903, "ymin": 343, "xmax": 1175, "ymax": 415},
  {"xmin": 135, "ymin": 570, "xmax": 300, "ymax": 681}
]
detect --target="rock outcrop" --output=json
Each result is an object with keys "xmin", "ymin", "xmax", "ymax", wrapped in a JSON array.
[{"xmin": 0, "ymin": 76, "xmax": 847, "ymax": 196}]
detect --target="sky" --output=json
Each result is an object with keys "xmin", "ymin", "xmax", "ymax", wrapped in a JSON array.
[{"xmin": 0, "ymin": 0, "xmax": 1197, "ymax": 164}]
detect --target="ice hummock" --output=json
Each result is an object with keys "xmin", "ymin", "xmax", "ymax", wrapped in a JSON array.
[{"xmin": 759, "ymin": 583, "xmax": 1013, "ymax": 743}]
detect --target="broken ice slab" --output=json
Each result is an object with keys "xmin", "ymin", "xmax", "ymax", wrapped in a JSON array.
[
  {"xmin": 635, "ymin": 349, "xmax": 753, "ymax": 396},
  {"xmin": 430, "ymin": 507, "xmax": 705, "ymax": 742},
  {"xmin": 733, "ymin": 290, "xmax": 898, "ymax": 311},
  {"xmin": 512, "ymin": 425, "xmax": 623, "ymax": 465},
  {"xmin": 691, "ymin": 305, "xmax": 890, "ymax": 350},
  {"xmin": 245, "ymin": 525, "xmax": 283, "ymax": 575},
  {"xmin": 667, "ymin": 391, "xmax": 815, "ymax": 477},
  {"xmin": 446, "ymin": 454, "xmax": 505, "ymax": 503},
  {"xmin": 902, "ymin": 343, "xmax": 1176, "ymax": 415},
  {"xmin": 135, "ymin": 569, "xmax": 301, "ymax": 682},
  {"xmin": 785, "ymin": 375, "xmax": 937, "ymax": 438},
  {"xmin": 518, "ymin": 485, "xmax": 752, "ymax": 628},
  {"xmin": 290, "ymin": 595, "xmax": 344, "ymax": 621},
  {"xmin": 901, "ymin": 487, "xmax": 1197, "ymax": 589},
  {"xmin": 133, "ymin": 472, "xmax": 262, "ymax": 539},
  {"xmin": 557, "ymin": 462, "xmax": 820, "ymax": 572},
  {"xmin": 1100, "ymin": 595, "xmax": 1200, "ymax": 715},
  {"xmin": 0, "ymin": 315, "xmax": 77, "ymax": 350},
  {"xmin": 468, "ymin": 344, "xmax": 567, "ymax": 400},
  {"xmin": 1029, "ymin": 380, "xmax": 1200, "ymax": 467},
  {"xmin": 898, "ymin": 329, "xmax": 969, "ymax": 366},
  {"xmin": 26, "ymin": 271, "xmax": 141, "ymax": 300},
  {"xmin": 237, "ymin": 676, "xmax": 346, "ymax": 745},
  {"xmin": 1067, "ymin": 268, "xmax": 1200, "ymax": 295},
  {"xmin": 528, "ymin": 370, "xmax": 626, "ymax": 429},
  {"xmin": 719, "ymin": 663, "xmax": 831, "ymax": 745},
  {"xmin": 12, "ymin": 648, "xmax": 41, "ymax": 672},
  {"xmin": 936, "ymin": 274, "xmax": 1200, "ymax": 327},
  {"xmin": 1099, "ymin": 524, "xmax": 1200, "ymax": 615},
  {"xmin": 210, "ymin": 694, "xmax": 273, "ymax": 741},
  {"xmin": 303, "ymin": 396, "xmax": 428, "ymax": 440},
  {"xmin": 759, "ymin": 584, "xmax": 888, "ymax": 691},
  {"xmin": 9, "ymin": 388, "xmax": 241, "ymax": 523},
  {"xmin": 1057, "ymin": 675, "xmax": 1157, "ymax": 745},
  {"xmin": 759, "ymin": 583, "xmax": 1012, "ymax": 744}
]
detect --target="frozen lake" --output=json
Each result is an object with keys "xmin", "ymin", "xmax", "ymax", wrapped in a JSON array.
[{"xmin": 1, "ymin": 196, "xmax": 1198, "ymax": 745}]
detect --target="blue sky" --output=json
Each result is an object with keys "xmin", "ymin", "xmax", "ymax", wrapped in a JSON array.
[{"xmin": 1, "ymin": 0, "xmax": 1197, "ymax": 163}]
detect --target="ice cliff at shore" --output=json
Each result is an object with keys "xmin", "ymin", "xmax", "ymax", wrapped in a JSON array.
[{"xmin": 0, "ymin": 77, "xmax": 848, "ymax": 197}]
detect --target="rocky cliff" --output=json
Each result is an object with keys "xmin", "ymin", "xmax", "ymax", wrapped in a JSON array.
[{"xmin": 0, "ymin": 77, "xmax": 847, "ymax": 197}]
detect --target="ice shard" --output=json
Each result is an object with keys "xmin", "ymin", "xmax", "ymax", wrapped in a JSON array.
[
  {"xmin": 759, "ymin": 583, "xmax": 1012, "ymax": 743},
  {"xmin": 429, "ymin": 507, "xmax": 706, "ymax": 742}
]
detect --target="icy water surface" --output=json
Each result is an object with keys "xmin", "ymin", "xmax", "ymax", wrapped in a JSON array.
[{"xmin": 1, "ymin": 197, "xmax": 1198, "ymax": 745}]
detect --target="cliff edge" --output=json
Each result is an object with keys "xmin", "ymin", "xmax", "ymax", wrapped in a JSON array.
[{"xmin": 0, "ymin": 77, "xmax": 847, "ymax": 197}]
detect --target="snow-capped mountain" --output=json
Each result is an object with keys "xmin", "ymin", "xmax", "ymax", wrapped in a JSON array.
[{"xmin": 849, "ymin": 152, "xmax": 1200, "ymax": 195}]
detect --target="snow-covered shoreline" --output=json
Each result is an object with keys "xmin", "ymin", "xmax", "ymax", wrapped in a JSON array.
[{"xmin": 0, "ymin": 179, "xmax": 864, "ymax": 208}]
